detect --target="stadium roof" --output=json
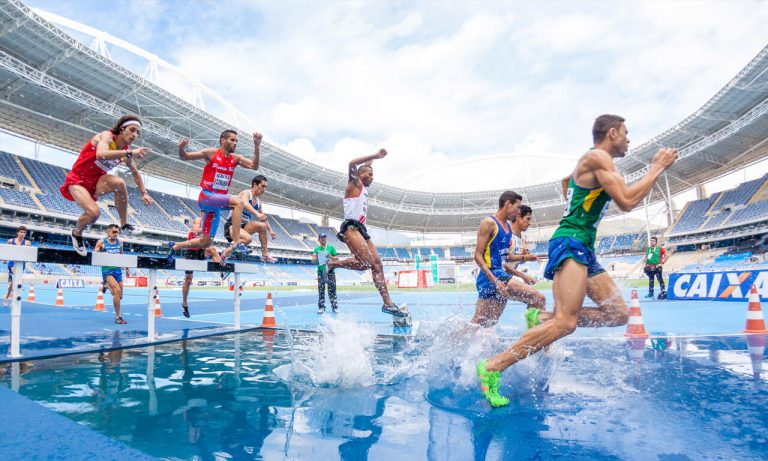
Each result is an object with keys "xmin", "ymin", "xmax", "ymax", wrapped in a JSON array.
[{"xmin": 0, "ymin": 0, "xmax": 767, "ymax": 232}]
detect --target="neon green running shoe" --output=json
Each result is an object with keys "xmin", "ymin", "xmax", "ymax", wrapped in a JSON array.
[
  {"xmin": 476, "ymin": 359, "xmax": 510, "ymax": 407},
  {"xmin": 525, "ymin": 307, "xmax": 541, "ymax": 330}
]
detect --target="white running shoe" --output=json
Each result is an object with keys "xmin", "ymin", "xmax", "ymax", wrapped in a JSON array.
[{"xmin": 70, "ymin": 231, "xmax": 87, "ymax": 256}]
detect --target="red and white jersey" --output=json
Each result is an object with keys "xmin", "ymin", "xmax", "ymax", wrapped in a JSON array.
[
  {"xmin": 343, "ymin": 181, "xmax": 368, "ymax": 223},
  {"xmin": 200, "ymin": 149, "xmax": 237, "ymax": 193},
  {"xmin": 70, "ymin": 135, "xmax": 125, "ymax": 179}
]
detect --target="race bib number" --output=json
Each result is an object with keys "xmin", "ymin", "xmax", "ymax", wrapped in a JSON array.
[
  {"xmin": 212, "ymin": 172, "xmax": 230, "ymax": 191},
  {"xmin": 95, "ymin": 157, "xmax": 121, "ymax": 173}
]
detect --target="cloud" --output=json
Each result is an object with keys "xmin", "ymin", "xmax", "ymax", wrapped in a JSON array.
[{"xmin": 30, "ymin": 0, "xmax": 768, "ymax": 195}]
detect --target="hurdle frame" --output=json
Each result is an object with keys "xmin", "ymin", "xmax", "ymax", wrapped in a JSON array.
[{"xmin": 0, "ymin": 244, "xmax": 262, "ymax": 358}]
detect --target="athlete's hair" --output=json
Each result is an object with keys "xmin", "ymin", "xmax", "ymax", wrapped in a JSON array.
[
  {"xmin": 107, "ymin": 224, "xmax": 120, "ymax": 231},
  {"xmin": 16, "ymin": 225, "xmax": 26, "ymax": 232},
  {"xmin": 650, "ymin": 236, "xmax": 658, "ymax": 243},
  {"xmin": 517, "ymin": 205, "xmax": 533, "ymax": 219},
  {"xmin": 358, "ymin": 161, "xmax": 373, "ymax": 175},
  {"xmin": 252, "ymin": 174, "xmax": 267, "ymax": 186},
  {"xmin": 592, "ymin": 114, "xmax": 625, "ymax": 144},
  {"xmin": 498, "ymin": 191, "xmax": 522, "ymax": 209},
  {"xmin": 110, "ymin": 115, "xmax": 141, "ymax": 135},
  {"xmin": 220, "ymin": 129, "xmax": 238, "ymax": 144}
]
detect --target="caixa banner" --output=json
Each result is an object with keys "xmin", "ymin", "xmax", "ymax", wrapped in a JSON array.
[{"xmin": 668, "ymin": 270, "xmax": 768, "ymax": 301}]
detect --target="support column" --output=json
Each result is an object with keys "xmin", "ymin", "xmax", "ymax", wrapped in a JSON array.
[
  {"xmin": 147, "ymin": 269, "xmax": 157, "ymax": 341},
  {"xmin": 9, "ymin": 262, "xmax": 22, "ymax": 358},
  {"xmin": 233, "ymin": 272, "xmax": 241, "ymax": 329}
]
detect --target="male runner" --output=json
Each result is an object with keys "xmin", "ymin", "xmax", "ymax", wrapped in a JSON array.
[
  {"xmin": 476, "ymin": 114, "xmax": 678, "ymax": 407},
  {"xmin": 93, "ymin": 224, "xmax": 130, "ymax": 324},
  {"xmin": 3, "ymin": 226, "xmax": 31, "ymax": 306},
  {"xmin": 470, "ymin": 194, "xmax": 550, "ymax": 328},
  {"xmin": 327, "ymin": 149, "xmax": 406, "ymax": 317},
  {"xmin": 223, "ymin": 174, "xmax": 278, "ymax": 262},
  {"xmin": 168, "ymin": 131, "xmax": 262, "ymax": 263},
  {"xmin": 502, "ymin": 205, "xmax": 550, "ymax": 328},
  {"xmin": 61, "ymin": 115, "xmax": 152, "ymax": 256},
  {"xmin": 181, "ymin": 217, "xmax": 221, "ymax": 318}
]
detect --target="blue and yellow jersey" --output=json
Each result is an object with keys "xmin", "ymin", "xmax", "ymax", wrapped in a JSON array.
[{"xmin": 482, "ymin": 216, "xmax": 513, "ymax": 271}]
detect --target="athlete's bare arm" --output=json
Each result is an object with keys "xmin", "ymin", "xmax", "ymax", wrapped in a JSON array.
[
  {"xmin": 236, "ymin": 132, "xmax": 262, "ymax": 170},
  {"xmin": 93, "ymin": 239, "xmax": 104, "ymax": 252},
  {"xmin": 561, "ymin": 175, "xmax": 570, "ymax": 199},
  {"xmin": 93, "ymin": 131, "xmax": 151, "ymax": 161},
  {"xmin": 346, "ymin": 149, "xmax": 386, "ymax": 196},
  {"xmin": 125, "ymin": 157, "xmax": 153, "ymax": 205},
  {"xmin": 178, "ymin": 139, "xmax": 217, "ymax": 162},
  {"xmin": 587, "ymin": 148, "xmax": 677, "ymax": 212},
  {"xmin": 474, "ymin": 218, "xmax": 504, "ymax": 287}
]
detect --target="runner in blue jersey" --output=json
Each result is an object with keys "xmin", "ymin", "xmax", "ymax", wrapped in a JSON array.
[
  {"xmin": 223, "ymin": 174, "xmax": 278, "ymax": 262},
  {"xmin": 3, "ymin": 226, "xmax": 31, "ymax": 306},
  {"xmin": 94, "ymin": 224, "xmax": 130, "ymax": 324}
]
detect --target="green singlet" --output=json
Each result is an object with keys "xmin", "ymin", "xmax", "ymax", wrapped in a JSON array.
[{"xmin": 551, "ymin": 178, "xmax": 612, "ymax": 251}]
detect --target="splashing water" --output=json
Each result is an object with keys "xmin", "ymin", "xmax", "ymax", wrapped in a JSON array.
[{"xmin": 284, "ymin": 316, "xmax": 378, "ymax": 387}]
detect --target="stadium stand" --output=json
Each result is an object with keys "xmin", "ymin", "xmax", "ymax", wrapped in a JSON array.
[{"xmin": 0, "ymin": 151, "xmax": 34, "ymax": 188}]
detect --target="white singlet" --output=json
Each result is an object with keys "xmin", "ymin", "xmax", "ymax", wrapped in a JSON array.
[{"xmin": 343, "ymin": 182, "xmax": 368, "ymax": 223}]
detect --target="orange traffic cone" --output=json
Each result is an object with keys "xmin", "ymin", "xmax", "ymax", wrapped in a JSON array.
[
  {"xmin": 55, "ymin": 286, "xmax": 65, "ymax": 306},
  {"xmin": 154, "ymin": 288, "xmax": 162, "ymax": 318},
  {"xmin": 261, "ymin": 329, "xmax": 276, "ymax": 360},
  {"xmin": 746, "ymin": 334, "xmax": 765, "ymax": 380},
  {"xmin": 26, "ymin": 285, "xmax": 35, "ymax": 302},
  {"xmin": 624, "ymin": 290, "xmax": 649, "ymax": 339},
  {"xmin": 94, "ymin": 288, "xmax": 106, "ymax": 312},
  {"xmin": 743, "ymin": 284, "xmax": 768, "ymax": 333},
  {"xmin": 261, "ymin": 292, "xmax": 277, "ymax": 328}
]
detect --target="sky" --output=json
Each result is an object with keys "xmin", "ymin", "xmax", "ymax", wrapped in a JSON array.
[{"xmin": 7, "ymin": 0, "xmax": 768, "ymax": 242}]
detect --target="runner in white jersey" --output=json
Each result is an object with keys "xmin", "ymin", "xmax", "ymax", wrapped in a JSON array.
[
  {"xmin": 223, "ymin": 174, "xmax": 277, "ymax": 262},
  {"xmin": 328, "ymin": 149, "xmax": 407, "ymax": 317}
]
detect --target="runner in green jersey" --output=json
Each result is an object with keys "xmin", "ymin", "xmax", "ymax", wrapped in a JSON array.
[{"xmin": 476, "ymin": 114, "xmax": 678, "ymax": 407}]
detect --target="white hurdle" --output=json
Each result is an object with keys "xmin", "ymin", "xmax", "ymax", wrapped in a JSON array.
[{"xmin": 1, "ymin": 244, "xmax": 266, "ymax": 358}]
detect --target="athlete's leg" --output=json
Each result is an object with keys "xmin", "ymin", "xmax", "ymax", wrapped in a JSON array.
[
  {"xmin": 68, "ymin": 184, "xmax": 101, "ymax": 235},
  {"xmin": 328, "ymin": 228, "xmax": 374, "ymax": 271},
  {"xmin": 227, "ymin": 195, "xmax": 244, "ymax": 250},
  {"xmin": 504, "ymin": 279, "xmax": 546, "ymax": 309},
  {"xmin": 105, "ymin": 275, "xmax": 122, "ymax": 320},
  {"xmin": 471, "ymin": 298, "xmax": 508, "ymax": 327},
  {"xmin": 173, "ymin": 234, "xmax": 213, "ymax": 251},
  {"xmin": 182, "ymin": 273, "xmax": 193, "ymax": 307},
  {"xmin": 485, "ymin": 259, "xmax": 587, "ymax": 372},
  {"xmin": 95, "ymin": 174, "xmax": 129, "ymax": 226},
  {"xmin": 244, "ymin": 222, "xmax": 269, "ymax": 256},
  {"xmin": 235, "ymin": 223, "xmax": 255, "ymax": 246},
  {"xmin": 578, "ymin": 272, "xmax": 629, "ymax": 327},
  {"xmin": 204, "ymin": 247, "xmax": 221, "ymax": 264},
  {"xmin": 365, "ymin": 239, "xmax": 394, "ymax": 307}
]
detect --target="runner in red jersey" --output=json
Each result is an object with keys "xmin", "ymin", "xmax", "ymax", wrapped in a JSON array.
[
  {"xmin": 60, "ymin": 115, "xmax": 153, "ymax": 256},
  {"xmin": 167, "ymin": 130, "xmax": 262, "ymax": 263}
]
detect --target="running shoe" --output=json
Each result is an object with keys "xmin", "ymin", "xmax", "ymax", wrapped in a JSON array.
[
  {"xmin": 233, "ymin": 243, "xmax": 252, "ymax": 255},
  {"xmin": 166, "ymin": 241, "xmax": 176, "ymax": 263},
  {"xmin": 120, "ymin": 223, "xmax": 143, "ymax": 237},
  {"xmin": 476, "ymin": 359, "xmax": 509, "ymax": 407},
  {"xmin": 332, "ymin": 306, "xmax": 338, "ymax": 314},
  {"xmin": 182, "ymin": 304, "xmax": 190, "ymax": 318},
  {"xmin": 317, "ymin": 307, "xmax": 325, "ymax": 314},
  {"xmin": 644, "ymin": 293, "xmax": 654, "ymax": 299},
  {"xmin": 525, "ymin": 307, "xmax": 541, "ymax": 330},
  {"xmin": 71, "ymin": 231, "xmax": 87, "ymax": 256},
  {"xmin": 115, "ymin": 317, "xmax": 127, "ymax": 325},
  {"xmin": 382, "ymin": 303, "xmax": 408, "ymax": 318}
]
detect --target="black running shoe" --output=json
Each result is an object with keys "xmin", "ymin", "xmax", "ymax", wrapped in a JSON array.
[
  {"xmin": 71, "ymin": 231, "xmax": 87, "ymax": 256},
  {"xmin": 182, "ymin": 305, "xmax": 190, "ymax": 318},
  {"xmin": 120, "ymin": 223, "xmax": 143, "ymax": 236}
]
